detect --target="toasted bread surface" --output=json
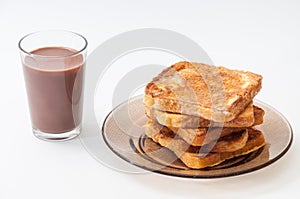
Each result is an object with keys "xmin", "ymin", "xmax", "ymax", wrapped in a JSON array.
[
  {"xmin": 146, "ymin": 120, "xmax": 247, "ymax": 146},
  {"xmin": 147, "ymin": 105, "xmax": 264, "ymax": 128},
  {"xmin": 145, "ymin": 126, "xmax": 265, "ymax": 169},
  {"xmin": 146, "ymin": 121, "xmax": 248, "ymax": 152},
  {"xmin": 144, "ymin": 61, "xmax": 262, "ymax": 122}
]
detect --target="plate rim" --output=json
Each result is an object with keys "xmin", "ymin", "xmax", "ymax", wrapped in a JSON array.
[{"xmin": 102, "ymin": 95, "xmax": 293, "ymax": 179}]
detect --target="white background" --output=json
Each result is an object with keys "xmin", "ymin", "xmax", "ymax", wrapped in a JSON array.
[{"xmin": 1, "ymin": 0, "xmax": 300, "ymax": 198}]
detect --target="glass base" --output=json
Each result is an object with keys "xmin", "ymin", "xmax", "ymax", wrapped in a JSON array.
[{"xmin": 33, "ymin": 126, "xmax": 81, "ymax": 142}]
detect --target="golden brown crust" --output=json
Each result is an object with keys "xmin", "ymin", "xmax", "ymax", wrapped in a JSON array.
[
  {"xmin": 144, "ymin": 61, "xmax": 262, "ymax": 122},
  {"xmin": 173, "ymin": 129, "xmax": 249, "ymax": 153},
  {"xmin": 146, "ymin": 120, "xmax": 245, "ymax": 147},
  {"xmin": 145, "ymin": 125, "xmax": 265, "ymax": 169},
  {"xmin": 147, "ymin": 105, "xmax": 264, "ymax": 129},
  {"xmin": 253, "ymin": 106, "xmax": 265, "ymax": 126},
  {"xmin": 209, "ymin": 130, "xmax": 249, "ymax": 152}
]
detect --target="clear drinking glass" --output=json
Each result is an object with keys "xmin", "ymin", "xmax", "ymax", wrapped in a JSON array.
[{"xmin": 19, "ymin": 30, "xmax": 87, "ymax": 141}]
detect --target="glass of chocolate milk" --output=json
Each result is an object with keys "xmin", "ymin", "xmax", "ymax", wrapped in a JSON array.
[{"xmin": 19, "ymin": 30, "xmax": 87, "ymax": 141}]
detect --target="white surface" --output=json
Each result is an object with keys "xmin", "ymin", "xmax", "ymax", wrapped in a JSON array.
[{"xmin": 1, "ymin": 0, "xmax": 300, "ymax": 198}]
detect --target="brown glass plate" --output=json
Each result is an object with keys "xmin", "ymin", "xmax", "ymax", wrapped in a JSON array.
[{"xmin": 102, "ymin": 95, "xmax": 293, "ymax": 178}]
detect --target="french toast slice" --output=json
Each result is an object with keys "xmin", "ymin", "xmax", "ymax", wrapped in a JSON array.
[
  {"xmin": 145, "ymin": 120, "xmax": 249, "ymax": 152},
  {"xmin": 145, "ymin": 126, "xmax": 265, "ymax": 169},
  {"xmin": 145, "ymin": 102, "xmax": 255, "ymax": 127},
  {"xmin": 146, "ymin": 120, "xmax": 246, "ymax": 147},
  {"xmin": 147, "ymin": 105, "xmax": 264, "ymax": 128},
  {"xmin": 144, "ymin": 61, "xmax": 262, "ymax": 122}
]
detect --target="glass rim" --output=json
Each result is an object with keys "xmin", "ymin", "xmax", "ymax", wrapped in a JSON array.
[{"xmin": 18, "ymin": 30, "xmax": 88, "ymax": 58}]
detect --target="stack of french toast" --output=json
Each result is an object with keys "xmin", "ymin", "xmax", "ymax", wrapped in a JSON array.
[{"xmin": 144, "ymin": 61, "xmax": 265, "ymax": 169}]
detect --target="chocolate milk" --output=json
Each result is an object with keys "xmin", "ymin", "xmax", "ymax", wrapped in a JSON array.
[{"xmin": 23, "ymin": 47, "xmax": 85, "ymax": 133}]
